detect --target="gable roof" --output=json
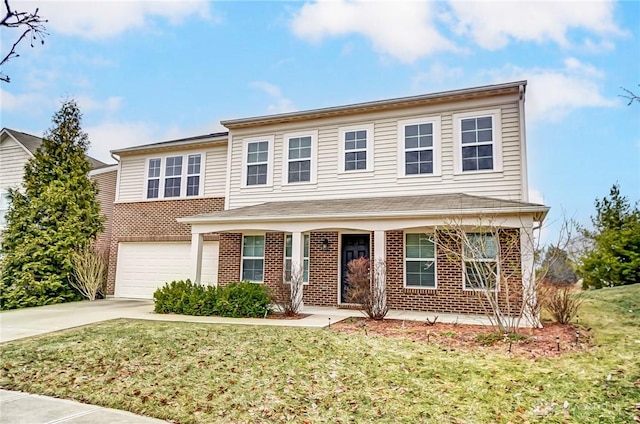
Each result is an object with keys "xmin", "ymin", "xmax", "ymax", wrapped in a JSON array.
[
  {"xmin": 179, "ymin": 193, "xmax": 549, "ymax": 224},
  {"xmin": 1, "ymin": 128, "xmax": 108, "ymax": 169},
  {"xmin": 222, "ymin": 81, "xmax": 527, "ymax": 129},
  {"xmin": 111, "ymin": 131, "xmax": 229, "ymax": 156}
]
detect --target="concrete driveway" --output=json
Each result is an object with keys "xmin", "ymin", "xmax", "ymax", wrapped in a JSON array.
[{"xmin": 0, "ymin": 298, "xmax": 155, "ymax": 343}]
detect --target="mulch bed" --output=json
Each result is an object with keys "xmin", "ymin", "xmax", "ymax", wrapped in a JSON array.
[
  {"xmin": 331, "ymin": 317, "xmax": 592, "ymax": 358},
  {"xmin": 265, "ymin": 313, "xmax": 311, "ymax": 320}
]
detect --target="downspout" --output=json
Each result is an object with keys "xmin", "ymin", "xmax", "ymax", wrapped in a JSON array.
[
  {"xmin": 111, "ymin": 152, "xmax": 122, "ymax": 203},
  {"xmin": 519, "ymin": 84, "xmax": 529, "ymax": 203}
]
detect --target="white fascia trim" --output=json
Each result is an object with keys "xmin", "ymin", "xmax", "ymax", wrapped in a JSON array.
[
  {"xmin": 518, "ymin": 84, "xmax": 529, "ymax": 201},
  {"xmin": 452, "ymin": 108, "xmax": 503, "ymax": 175},
  {"xmin": 281, "ymin": 130, "xmax": 318, "ymax": 186},
  {"xmin": 397, "ymin": 116, "xmax": 442, "ymax": 178}
]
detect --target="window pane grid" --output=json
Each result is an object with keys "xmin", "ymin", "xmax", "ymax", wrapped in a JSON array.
[
  {"xmin": 247, "ymin": 141, "xmax": 269, "ymax": 185},
  {"xmin": 405, "ymin": 233, "xmax": 436, "ymax": 288},
  {"xmin": 242, "ymin": 236, "xmax": 265, "ymax": 282},
  {"xmin": 461, "ymin": 117, "xmax": 494, "ymax": 171},
  {"xmin": 344, "ymin": 130, "xmax": 367, "ymax": 171},
  {"xmin": 404, "ymin": 123, "xmax": 434, "ymax": 175},
  {"xmin": 463, "ymin": 233, "xmax": 498, "ymax": 290}
]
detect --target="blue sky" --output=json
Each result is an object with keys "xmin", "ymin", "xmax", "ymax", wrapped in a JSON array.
[{"xmin": 1, "ymin": 0, "xmax": 639, "ymax": 237}]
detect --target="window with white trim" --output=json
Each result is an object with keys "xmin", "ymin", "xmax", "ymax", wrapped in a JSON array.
[
  {"xmin": 145, "ymin": 154, "xmax": 202, "ymax": 200},
  {"xmin": 242, "ymin": 235, "xmax": 265, "ymax": 282},
  {"xmin": 405, "ymin": 233, "xmax": 436, "ymax": 288},
  {"xmin": 284, "ymin": 234, "xmax": 310, "ymax": 282},
  {"xmin": 146, "ymin": 158, "xmax": 161, "ymax": 199},
  {"xmin": 287, "ymin": 136, "xmax": 312, "ymax": 183},
  {"xmin": 246, "ymin": 141, "xmax": 269, "ymax": 186},
  {"xmin": 463, "ymin": 233, "xmax": 499, "ymax": 290},
  {"xmin": 461, "ymin": 116, "xmax": 494, "ymax": 171},
  {"xmin": 344, "ymin": 130, "xmax": 367, "ymax": 171}
]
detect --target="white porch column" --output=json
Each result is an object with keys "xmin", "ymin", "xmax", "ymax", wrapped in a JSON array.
[
  {"xmin": 191, "ymin": 232, "xmax": 204, "ymax": 284},
  {"xmin": 290, "ymin": 231, "xmax": 305, "ymax": 311},
  {"xmin": 373, "ymin": 230, "xmax": 387, "ymax": 312},
  {"xmin": 520, "ymin": 222, "xmax": 539, "ymax": 327}
]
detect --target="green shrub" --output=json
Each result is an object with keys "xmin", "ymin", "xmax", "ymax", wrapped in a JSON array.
[
  {"xmin": 215, "ymin": 281, "xmax": 271, "ymax": 318},
  {"xmin": 153, "ymin": 280, "xmax": 270, "ymax": 318}
]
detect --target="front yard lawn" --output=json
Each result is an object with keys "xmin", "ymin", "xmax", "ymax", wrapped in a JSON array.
[{"xmin": 1, "ymin": 285, "xmax": 639, "ymax": 423}]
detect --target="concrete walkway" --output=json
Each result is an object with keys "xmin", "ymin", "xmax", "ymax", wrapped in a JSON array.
[
  {"xmin": 0, "ymin": 390, "xmax": 167, "ymax": 423},
  {"xmin": 0, "ymin": 298, "xmax": 492, "ymax": 343}
]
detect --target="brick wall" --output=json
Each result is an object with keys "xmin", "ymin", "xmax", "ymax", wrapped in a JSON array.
[
  {"xmin": 305, "ymin": 231, "xmax": 339, "ymax": 306},
  {"xmin": 106, "ymin": 197, "xmax": 225, "ymax": 294},
  {"xmin": 386, "ymin": 228, "xmax": 522, "ymax": 314},
  {"xmin": 218, "ymin": 233, "xmax": 242, "ymax": 284}
]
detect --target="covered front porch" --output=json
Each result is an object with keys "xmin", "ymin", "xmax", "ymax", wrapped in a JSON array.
[{"xmin": 178, "ymin": 194, "xmax": 548, "ymax": 315}]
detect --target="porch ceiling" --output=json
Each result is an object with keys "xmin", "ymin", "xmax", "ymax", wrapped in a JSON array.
[{"xmin": 178, "ymin": 193, "xmax": 549, "ymax": 225}]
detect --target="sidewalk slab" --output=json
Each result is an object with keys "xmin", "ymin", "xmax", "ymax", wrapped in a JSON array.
[{"xmin": 0, "ymin": 390, "xmax": 166, "ymax": 424}]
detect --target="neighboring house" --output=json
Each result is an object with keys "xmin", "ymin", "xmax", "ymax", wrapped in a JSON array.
[
  {"xmin": 0, "ymin": 128, "xmax": 117, "ymax": 256},
  {"xmin": 107, "ymin": 81, "xmax": 549, "ymax": 318}
]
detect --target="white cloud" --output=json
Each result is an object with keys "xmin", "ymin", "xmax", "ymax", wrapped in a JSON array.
[
  {"xmin": 290, "ymin": 0, "xmax": 456, "ymax": 62},
  {"xmin": 0, "ymin": 88, "xmax": 54, "ymax": 114},
  {"xmin": 76, "ymin": 96, "xmax": 123, "ymax": 114},
  {"xmin": 488, "ymin": 58, "xmax": 618, "ymax": 123},
  {"xmin": 447, "ymin": 0, "xmax": 622, "ymax": 50},
  {"xmin": 15, "ymin": 0, "xmax": 213, "ymax": 39},
  {"xmin": 250, "ymin": 81, "xmax": 296, "ymax": 114},
  {"xmin": 412, "ymin": 62, "xmax": 464, "ymax": 89},
  {"xmin": 85, "ymin": 121, "xmax": 156, "ymax": 163}
]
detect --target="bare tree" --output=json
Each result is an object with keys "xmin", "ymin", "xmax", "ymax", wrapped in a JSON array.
[
  {"xmin": 1, "ymin": 0, "xmax": 47, "ymax": 83},
  {"xmin": 620, "ymin": 85, "xmax": 640, "ymax": 106},
  {"xmin": 272, "ymin": 264, "xmax": 304, "ymax": 316},
  {"xmin": 346, "ymin": 257, "xmax": 389, "ymax": 320}
]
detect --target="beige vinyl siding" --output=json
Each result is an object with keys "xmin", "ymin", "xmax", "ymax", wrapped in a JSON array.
[
  {"xmin": 228, "ymin": 95, "xmax": 524, "ymax": 209},
  {"xmin": 116, "ymin": 145, "xmax": 227, "ymax": 203},
  {"xmin": 92, "ymin": 169, "xmax": 117, "ymax": 253},
  {"xmin": 0, "ymin": 138, "xmax": 30, "ymax": 191}
]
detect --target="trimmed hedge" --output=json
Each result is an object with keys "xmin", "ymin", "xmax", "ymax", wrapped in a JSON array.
[{"xmin": 153, "ymin": 280, "xmax": 271, "ymax": 318}]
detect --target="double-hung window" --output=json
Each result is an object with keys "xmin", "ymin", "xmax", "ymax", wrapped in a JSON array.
[
  {"xmin": 454, "ymin": 109, "xmax": 502, "ymax": 174},
  {"xmin": 405, "ymin": 233, "xmax": 436, "ymax": 288},
  {"xmin": 284, "ymin": 234, "xmax": 310, "ymax": 282},
  {"xmin": 287, "ymin": 136, "xmax": 312, "ymax": 183},
  {"xmin": 164, "ymin": 156, "xmax": 183, "ymax": 198},
  {"xmin": 242, "ymin": 235, "xmax": 265, "ymax": 282},
  {"xmin": 246, "ymin": 141, "xmax": 269, "ymax": 186},
  {"xmin": 145, "ymin": 154, "xmax": 202, "ymax": 199},
  {"xmin": 398, "ymin": 117, "xmax": 441, "ymax": 176},
  {"xmin": 463, "ymin": 233, "xmax": 499, "ymax": 290},
  {"xmin": 339, "ymin": 124, "xmax": 373, "ymax": 173}
]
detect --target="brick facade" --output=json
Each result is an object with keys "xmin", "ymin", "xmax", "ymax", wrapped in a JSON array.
[
  {"xmin": 214, "ymin": 228, "xmax": 522, "ymax": 313},
  {"xmin": 106, "ymin": 197, "xmax": 224, "ymax": 294}
]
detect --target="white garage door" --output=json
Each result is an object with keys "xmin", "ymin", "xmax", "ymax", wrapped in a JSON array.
[{"xmin": 115, "ymin": 241, "xmax": 219, "ymax": 299}]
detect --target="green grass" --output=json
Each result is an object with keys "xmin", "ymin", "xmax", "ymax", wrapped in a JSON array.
[{"xmin": 1, "ymin": 285, "xmax": 639, "ymax": 423}]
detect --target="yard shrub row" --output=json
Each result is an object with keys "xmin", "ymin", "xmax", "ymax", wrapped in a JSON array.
[{"xmin": 153, "ymin": 280, "xmax": 270, "ymax": 318}]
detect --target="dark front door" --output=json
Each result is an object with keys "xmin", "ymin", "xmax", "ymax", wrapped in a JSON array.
[{"xmin": 341, "ymin": 234, "xmax": 370, "ymax": 303}]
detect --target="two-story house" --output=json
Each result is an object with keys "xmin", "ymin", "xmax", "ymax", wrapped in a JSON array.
[
  {"xmin": 107, "ymin": 81, "xmax": 548, "ymax": 317},
  {"xmin": 0, "ymin": 128, "xmax": 117, "ymax": 255}
]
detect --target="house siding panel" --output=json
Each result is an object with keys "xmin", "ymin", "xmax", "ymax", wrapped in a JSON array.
[
  {"xmin": 92, "ymin": 169, "xmax": 117, "ymax": 256},
  {"xmin": 0, "ymin": 138, "xmax": 30, "ymax": 190},
  {"xmin": 227, "ymin": 95, "xmax": 523, "ymax": 209}
]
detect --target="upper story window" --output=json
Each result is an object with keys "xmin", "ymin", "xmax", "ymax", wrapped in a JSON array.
[
  {"xmin": 245, "ymin": 139, "xmax": 271, "ymax": 186},
  {"xmin": 339, "ymin": 124, "xmax": 374, "ymax": 173},
  {"xmin": 453, "ymin": 109, "xmax": 502, "ymax": 174},
  {"xmin": 463, "ymin": 233, "xmax": 499, "ymax": 291},
  {"xmin": 287, "ymin": 136, "xmax": 312, "ymax": 183},
  {"xmin": 405, "ymin": 233, "xmax": 436, "ymax": 288},
  {"xmin": 146, "ymin": 154, "xmax": 202, "ymax": 200},
  {"xmin": 398, "ymin": 117, "xmax": 441, "ymax": 177}
]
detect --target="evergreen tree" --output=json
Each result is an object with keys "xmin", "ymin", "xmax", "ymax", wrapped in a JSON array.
[
  {"xmin": 540, "ymin": 246, "xmax": 578, "ymax": 285},
  {"xmin": 578, "ymin": 184, "xmax": 640, "ymax": 289},
  {"xmin": 0, "ymin": 100, "xmax": 103, "ymax": 309}
]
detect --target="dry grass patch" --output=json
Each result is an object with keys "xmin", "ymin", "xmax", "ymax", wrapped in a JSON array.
[{"xmin": 0, "ymin": 285, "xmax": 639, "ymax": 423}]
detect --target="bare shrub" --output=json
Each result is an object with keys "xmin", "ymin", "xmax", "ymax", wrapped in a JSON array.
[
  {"xmin": 70, "ymin": 245, "xmax": 106, "ymax": 301},
  {"xmin": 544, "ymin": 285, "xmax": 583, "ymax": 324},
  {"xmin": 346, "ymin": 257, "xmax": 389, "ymax": 320},
  {"xmin": 272, "ymin": 264, "xmax": 304, "ymax": 316}
]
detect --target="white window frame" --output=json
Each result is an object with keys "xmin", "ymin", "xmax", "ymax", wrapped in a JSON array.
[
  {"xmin": 404, "ymin": 232, "xmax": 437, "ymax": 289},
  {"xmin": 144, "ymin": 153, "xmax": 204, "ymax": 200},
  {"xmin": 284, "ymin": 233, "xmax": 310, "ymax": 284},
  {"xmin": 338, "ymin": 123, "xmax": 374, "ymax": 174},
  {"xmin": 453, "ymin": 109, "xmax": 503, "ymax": 174},
  {"xmin": 241, "ymin": 136, "xmax": 274, "ymax": 188},
  {"xmin": 462, "ymin": 233, "xmax": 500, "ymax": 291},
  {"xmin": 397, "ymin": 117, "xmax": 442, "ymax": 178},
  {"xmin": 241, "ymin": 234, "xmax": 265, "ymax": 283},
  {"xmin": 282, "ymin": 130, "xmax": 318, "ymax": 185}
]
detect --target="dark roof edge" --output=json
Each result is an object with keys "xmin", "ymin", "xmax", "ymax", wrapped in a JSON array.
[
  {"xmin": 222, "ymin": 81, "xmax": 527, "ymax": 128},
  {"xmin": 111, "ymin": 131, "xmax": 229, "ymax": 155}
]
